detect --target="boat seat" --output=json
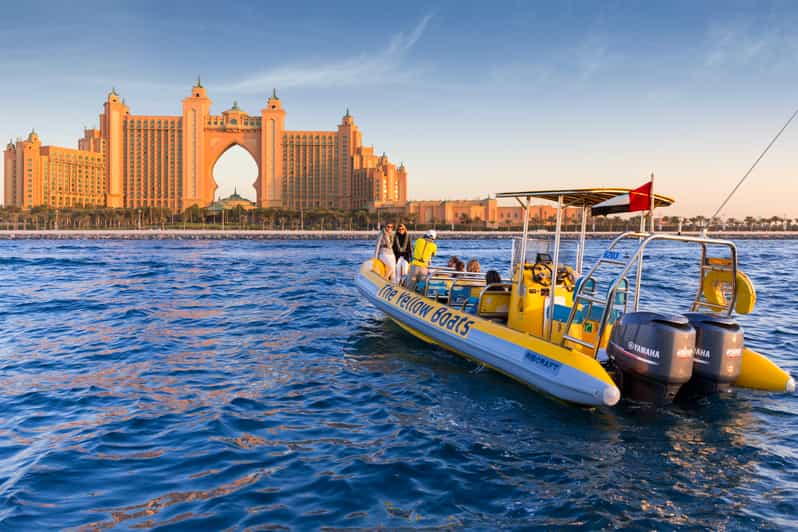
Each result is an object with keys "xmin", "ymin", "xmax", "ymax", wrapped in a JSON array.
[
  {"xmin": 449, "ymin": 285, "xmax": 471, "ymax": 308},
  {"xmin": 477, "ymin": 284, "xmax": 512, "ymax": 322},
  {"xmin": 425, "ymin": 278, "xmax": 452, "ymax": 302},
  {"xmin": 449, "ymin": 283, "xmax": 485, "ymax": 308}
]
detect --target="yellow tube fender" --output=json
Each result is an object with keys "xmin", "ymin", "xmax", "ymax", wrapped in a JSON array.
[
  {"xmin": 703, "ymin": 269, "xmax": 756, "ymax": 314},
  {"xmin": 371, "ymin": 258, "xmax": 387, "ymax": 278},
  {"xmin": 734, "ymin": 348, "xmax": 795, "ymax": 393}
]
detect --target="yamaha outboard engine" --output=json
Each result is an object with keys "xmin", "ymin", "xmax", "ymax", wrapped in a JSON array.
[
  {"xmin": 680, "ymin": 313, "xmax": 743, "ymax": 396},
  {"xmin": 608, "ymin": 312, "xmax": 696, "ymax": 404}
]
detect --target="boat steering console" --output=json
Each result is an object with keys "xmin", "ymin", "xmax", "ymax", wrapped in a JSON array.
[{"xmin": 528, "ymin": 253, "xmax": 576, "ymax": 291}]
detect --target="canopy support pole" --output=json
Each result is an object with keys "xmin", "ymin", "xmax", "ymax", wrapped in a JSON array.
[
  {"xmin": 576, "ymin": 205, "xmax": 588, "ymax": 276},
  {"xmin": 649, "ymin": 173, "xmax": 655, "ymax": 232},
  {"xmin": 547, "ymin": 195, "xmax": 563, "ymax": 340},
  {"xmin": 517, "ymin": 197, "xmax": 531, "ymax": 292}
]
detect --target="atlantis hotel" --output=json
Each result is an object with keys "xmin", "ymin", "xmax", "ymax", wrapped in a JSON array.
[{"xmin": 3, "ymin": 81, "xmax": 407, "ymax": 211}]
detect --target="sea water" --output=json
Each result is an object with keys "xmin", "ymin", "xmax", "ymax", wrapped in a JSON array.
[{"xmin": 0, "ymin": 238, "xmax": 795, "ymax": 529}]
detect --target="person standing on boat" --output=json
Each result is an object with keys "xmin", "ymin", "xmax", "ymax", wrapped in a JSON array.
[
  {"xmin": 375, "ymin": 223, "xmax": 396, "ymax": 281},
  {"xmin": 406, "ymin": 230, "xmax": 437, "ymax": 291},
  {"xmin": 393, "ymin": 223, "xmax": 411, "ymax": 283}
]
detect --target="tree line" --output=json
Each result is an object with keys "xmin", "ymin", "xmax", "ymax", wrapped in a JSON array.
[
  {"xmin": 0, "ymin": 205, "xmax": 796, "ymax": 232},
  {"xmin": 0, "ymin": 206, "xmax": 382, "ymax": 231}
]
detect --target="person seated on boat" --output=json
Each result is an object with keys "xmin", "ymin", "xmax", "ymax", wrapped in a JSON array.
[
  {"xmin": 485, "ymin": 270, "xmax": 502, "ymax": 285},
  {"xmin": 393, "ymin": 223, "xmax": 411, "ymax": 283},
  {"xmin": 407, "ymin": 230, "xmax": 437, "ymax": 291},
  {"xmin": 454, "ymin": 259, "xmax": 466, "ymax": 276},
  {"xmin": 466, "ymin": 258, "xmax": 481, "ymax": 273},
  {"xmin": 447, "ymin": 255, "xmax": 460, "ymax": 269},
  {"xmin": 375, "ymin": 223, "xmax": 396, "ymax": 281}
]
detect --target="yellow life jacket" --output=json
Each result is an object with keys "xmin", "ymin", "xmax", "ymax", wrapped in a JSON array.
[{"xmin": 411, "ymin": 238, "xmax": 437, "ymax": 267}]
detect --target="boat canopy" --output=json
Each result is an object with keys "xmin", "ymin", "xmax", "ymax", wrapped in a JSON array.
[{"xmin": 495, "ymin": 188, "xmax": 675, "ymax": 208}]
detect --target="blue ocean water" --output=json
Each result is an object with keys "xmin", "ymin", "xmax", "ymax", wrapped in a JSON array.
[{"xmin": 0, "ymin": 238, "xmax": 795, "ymax": 529}]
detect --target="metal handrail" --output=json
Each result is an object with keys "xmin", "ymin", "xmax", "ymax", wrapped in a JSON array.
[
  {"xmin": 426, "ymin": 267, "xmax": 485, "ymax": 279},
  {"xmin": 423, "ymin": 274, "xmax": 453, "ymax": 299},
  {"xmin": 477, "ymin": 282, "xmax": 513, "ymax": 299},
  {"xmin": 421, "ymin": 269, "xmax": 486, "ymax": 299},
  {"xmin": 561, "ymin": 231, "xmax": 738, "ymax": 357},
  {"xmin": 447, "ymin": 277, "xmax": 487, "ymax": 306}
]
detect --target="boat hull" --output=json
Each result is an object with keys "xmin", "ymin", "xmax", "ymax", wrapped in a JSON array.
[{"xmin": 356, "ymin": 260, "xmax": 621, "ymax": 407}]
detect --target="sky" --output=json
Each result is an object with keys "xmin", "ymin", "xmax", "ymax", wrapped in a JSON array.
[{"xmin": 1, "ymin": 0, "xmax": 797, "ymax": 217}]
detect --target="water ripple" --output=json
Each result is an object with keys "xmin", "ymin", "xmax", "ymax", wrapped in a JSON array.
[{"xmin": 0, "ymin": 238, "xmax": 795, "ymax": 529}]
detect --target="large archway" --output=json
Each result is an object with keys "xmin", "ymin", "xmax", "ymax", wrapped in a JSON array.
[
  {"xmin": 211, "ymin": 145, "xmax": 258, "ymax": 202},
  {"xmin": 202, "ymin": 127, "xmax": 262, "ymax": 208}
]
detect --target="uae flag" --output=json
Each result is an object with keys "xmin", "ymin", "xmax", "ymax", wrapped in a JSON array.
[{"xmin": 592, "ymin": 181, "xmax": 652, "ymax": 216}]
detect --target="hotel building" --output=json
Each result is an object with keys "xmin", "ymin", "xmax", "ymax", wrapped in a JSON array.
[
  {"xmin": 4, "ymin": 82, "xmax": 407, "ymax": 211},
  {"xmin": 406, "ymin": 198, "xmax": 579, "ymax": 227}
]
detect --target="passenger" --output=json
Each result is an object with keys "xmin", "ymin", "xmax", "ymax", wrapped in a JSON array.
[
  {"xmin": 466, "ymin": 258, "xmax": 481, "ymax": 273},
  {"xmin": 393, "ymin": 223, "xmax": 411, "ymax": 283},
  {"xmin": 375, "ymin": 223, "xmax": 396, "ymax": 281},
  {"xmin": 451, "ymin": 259, "xmax": 466, "ymax": 278},
  {"xmin": 485, "ymin": 270, "xmax": 502, "ymax": 285},
  {"xmin": 407, "ymin": 230, "xmax": 438, "ymax": 291},
  {"xmin": 447, "ymin": 256, "xmax": 460, "ymax": 269}
]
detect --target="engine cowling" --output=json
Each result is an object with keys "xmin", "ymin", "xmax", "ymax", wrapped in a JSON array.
[
  {"xmin": 608, "ymin": 312, "xmax": 696, "ymax": 404},
  {"xmin": 681, "ymin": 313, "xmax": 743, "ymax": 395}
]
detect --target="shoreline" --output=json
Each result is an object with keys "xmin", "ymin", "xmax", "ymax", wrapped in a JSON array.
[{"xmin": 2, "ymin": 229, "xmax": 798, "ymax": 240}]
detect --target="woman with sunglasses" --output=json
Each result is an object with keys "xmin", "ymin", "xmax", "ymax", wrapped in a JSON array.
[
  {"xmin": 375, "ymin": 223, "xmax": 396, "ymax": 281},
  {"xmin": 392, "ymin": 223, "xmax": 411, "ymax": 283}
]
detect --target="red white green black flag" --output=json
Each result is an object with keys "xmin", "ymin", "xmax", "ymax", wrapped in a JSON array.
[{"xmin": 591, "ymin": 180, "xmax": 653, "ymax": 216}]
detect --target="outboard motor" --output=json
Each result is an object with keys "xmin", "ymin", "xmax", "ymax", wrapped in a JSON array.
[
  {"xmin": 680, "ymin": 313, "xmax": 743, "ymax": 395},
  {"xmin": 608, "ymin": 312, "xmax": 696, "ymax": 404}
]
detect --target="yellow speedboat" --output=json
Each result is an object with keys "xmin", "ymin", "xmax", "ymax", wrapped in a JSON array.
[{"xmin": 356, "ymin": 189, "xmax": 795, "ymax": 407}]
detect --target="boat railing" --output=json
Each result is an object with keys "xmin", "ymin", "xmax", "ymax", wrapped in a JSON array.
[
  {"xmin": 476, "ymin": 282, "xmax": 513, "ymax": 299},
  {"xmin": 561, "ymin": 231, "xmax": 738, "ymax": 357},
  {"xmin": 448, "ymin": 276, "xmax": 489, "ymax": 309},
  {"xmin": 423, "ymin": 269, "xmax": 485, "ymax": 301},
  {"xmin": 428, "ymin": 267, "xmax": 485, "ymax": 277}
]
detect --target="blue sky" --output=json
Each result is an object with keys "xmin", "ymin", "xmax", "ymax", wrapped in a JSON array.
[{"xmin": 2, "ymin": 0, "xmax": 797, "ymax": 217}]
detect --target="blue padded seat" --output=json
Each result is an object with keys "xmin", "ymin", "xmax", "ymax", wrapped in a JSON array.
[
  {"xmin": 426, "ymin": 279, "xmax": 449, "ymax": 299},
  {"xmin": 449, "ymin": 285, "xmax": 472, "ymax": 307},
  {"xmin": 463, "ymin": 296, "xmax": 479, "ymax": 314}
]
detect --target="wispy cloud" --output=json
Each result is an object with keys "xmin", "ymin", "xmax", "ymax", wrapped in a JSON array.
[
  {"xmin": 574, "ymin": 33, "xmax": 613, "ymax": 81},
  {"xmin": 219, "ymin": 14, "xmax": 433, "ymax": 92},
  {"xmin": 703, "ymin": 19, "xmax": 798, "ymax": 69},
  {"xmin": 485, "ymin": 31, "xmax": 616, "ymax": 91}
]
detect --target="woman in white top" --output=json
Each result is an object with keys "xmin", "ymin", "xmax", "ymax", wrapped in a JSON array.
[{"xmin": 374, "ymin": 223, "xmax": 396, "ymax": 281}]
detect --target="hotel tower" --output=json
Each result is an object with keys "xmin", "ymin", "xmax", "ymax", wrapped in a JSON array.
[{"xmin": 4, "ymin": 81, "xmax": 407, "ymax": 211}]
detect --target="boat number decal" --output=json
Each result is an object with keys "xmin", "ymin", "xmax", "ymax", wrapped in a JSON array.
[
  {"xmin": 378, "ymin": 284, "xmax": 475, "ymax": 338},
  {"xmin": 524, "ymin": 351, "xmax": 562, "ymax": 377},
  {"xmin": 603, "ymin": 250, "xmax": 621, "ymax": 260}
]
